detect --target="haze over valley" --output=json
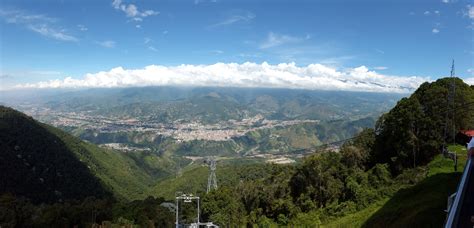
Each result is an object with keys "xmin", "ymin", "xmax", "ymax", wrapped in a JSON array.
[{"xmin": 1, "ymin": 87, "xmax": 401, "ymax": 162}]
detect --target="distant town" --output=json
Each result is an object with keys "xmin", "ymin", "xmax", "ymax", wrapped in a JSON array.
[{"xmin": 20, "ymin": 106, "xmax": 319, "ymax": 142}]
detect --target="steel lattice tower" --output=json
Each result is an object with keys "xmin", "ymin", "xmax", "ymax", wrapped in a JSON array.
[
  {"xmin": 450, "ymin": 60, "xmax": 456, "ymax": 144},
  {"xmin": 207, "ymin": 157, "xmax": 217, "ymax": 193},
  {"xmin": 442, "ymin": 60, "xmax": 458, "ymax": 171}
]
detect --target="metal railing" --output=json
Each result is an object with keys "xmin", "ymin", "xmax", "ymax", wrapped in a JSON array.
[{"xmin": 445, "ymin": 156, "xmax": 473, "ymax": 227}]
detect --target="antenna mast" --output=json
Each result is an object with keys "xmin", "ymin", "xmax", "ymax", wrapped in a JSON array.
[
  {"xmin": 443, "ymin": 60, "xmax": 456, "ymax": 147},
  {"xmin": 442, "ymin": 60, "xmax": 458, "ymax": 171},
  {"xmin": 451, "ymin": 60, "xmax": 457, "ymax": 171},
  {"xmin": 450, "ymin": 60, "xmax": 456, "ymax": 145}
]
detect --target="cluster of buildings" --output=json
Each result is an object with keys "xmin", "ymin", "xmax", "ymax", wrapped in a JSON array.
[{"xmin": 25, "ymin": 107, "xmax": 320, "ymax": 143}]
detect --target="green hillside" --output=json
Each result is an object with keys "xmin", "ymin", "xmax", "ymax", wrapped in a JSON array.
[
  {"xmin": 324, "ymin": 145, "xmax": 466, "ymax": 227},
  {"xmin": 0, "ymin": 106, "xmax": 159, "ymax": 202}
]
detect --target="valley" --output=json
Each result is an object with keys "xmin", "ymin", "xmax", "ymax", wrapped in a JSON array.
[
  {"xmin": 0, "ymin": 87, "xmax": 407, "ymax": 185},
  {"xmin": 2, "ymin": 87, "xmax": 398, "ymax": 166},
  {"xmin": 21, "ymin": 107, "xmax": 319, "ymax": 143}
]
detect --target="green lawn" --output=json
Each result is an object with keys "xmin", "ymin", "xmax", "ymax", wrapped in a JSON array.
[{"xmin": 322, "ymin": 199, "xmax": 388, "ymax": 228}]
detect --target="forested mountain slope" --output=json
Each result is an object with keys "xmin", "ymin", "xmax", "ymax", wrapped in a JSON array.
[{"xmin": 0, "ymin": 106, "xmax": 159, "ymax": 202}]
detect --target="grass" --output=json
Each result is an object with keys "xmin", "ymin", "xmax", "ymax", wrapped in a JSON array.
[
  {"xmin": 322, "ymin": 199, "xmax": 388, "ymax": 228},
  {"xmin": 322, "ymin": 145, "xmax": 467, "ymax": 228},
  {"xmin": 362, "ymin": 171, "xmax": 461, "ymax": 227}
]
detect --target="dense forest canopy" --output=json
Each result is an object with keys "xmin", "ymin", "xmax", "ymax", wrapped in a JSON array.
[
  {"xmin": 374, "ymin": 78, "xmax": 474, "ymax": 173},
  {"xmin": 0, "ymin": 106, "xmax": 111, "ymax": 203}
]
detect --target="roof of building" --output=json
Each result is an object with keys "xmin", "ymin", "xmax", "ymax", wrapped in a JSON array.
[{"xmin": 459, "ymin": 130, "xmax": 474, "ymax": 137}]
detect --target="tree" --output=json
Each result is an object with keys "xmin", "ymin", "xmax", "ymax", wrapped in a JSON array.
[
  {"xmin": 290, "ymin": 152, "xmax": 345, "ymax": 209},
  {"xmin": 201, "ymin": 187, "xmax": 245, "ymax": 226},
  {"xmin": 374, "ymin": 78, "xmax": 474, "ymax": 173}
]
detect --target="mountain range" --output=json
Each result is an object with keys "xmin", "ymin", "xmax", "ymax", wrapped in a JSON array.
[{"xmin": 2, "ymin": 87, "xmax": 404, "ymax": 123}]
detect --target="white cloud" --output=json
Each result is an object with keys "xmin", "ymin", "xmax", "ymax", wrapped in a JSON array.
[
  {"xmin": 375, "ymin": 49, "xmax": 385, "ymax": 54},
  {"xmin": 0, "ymin": 9, "xmax": 55, "ymax": 24},
  {"xmin": 97, "ymin": 40, "xmax": 116, "ymax": 48},
  {"xmin": 143, "ymin": 38, "xmax": 156, "ymax": 51},
  {"xmin": 28, "ymin": 25, "xmax": 78, "ymax": 42},
  {"xmin": 77, "ymin": 24, "xmax": 88, "ymax": 31},
  {"xmin": 112, "ymin": 0, "xmax": 158, "ymax": 21},
  {"xmin": 238, "ymin": 53, "xmax": 262, "ymax": 59},
  {"xmin": 209, "ymin": 11, "xmax": 255, "ymax": 28},
  {"xmin": 468, "ymin": 5, "xmax": 474, "ymax": 19},
  {"xmin": 373, "ymin": 66, "xmax": 388, "ymax": 70},
  {"xmin": 432, "ymin": 28, "xmax": 440, "ymax": 33},
  {"xmin": 15, "ymin": 62, "xmax": 430, "ymax": 93},
  {"xmin": 464, "ymin": 5, "xmax": 474, "ymax": 29},
  {"xmin": 318, "ymin": 56, "xmax": 355, "ymax": 67},
  {"xmin": 30, "ymin": 70, "xmax": 62, "ymax": 75},
  {"xmin": 0, "ymin": 9, "xmax": 78, "ymax": 42},
  {"xmin": 210, "ymin": 50, "xmax": 224, "ymax": 55},
  {"xmin": 441, "ymin": 0, "xmax": 457, "ymax": 3},
  {"xmin": 194, "ymin": 0, "xmax": 217, "ymax": 4},
  {"xmin": 260, "ymin": 32, "xmax": 310, "ymax": 49},
  {"xmin": 434, "ymin": 10, "xmax": 440, "ymax": 15},
  {"xmin": 467, "ymin": 68, "xmax": 474, "ymax": 76},
  {"xmin": 148, "ymin": 46, "xmax": 158, "ymax": 52},
  {"xmin": 424, "ymin": 11, "xmax": 430, "ymax": 15},
  {"xmin": 464, "ymin": 77, "xmax": 474, "ymax": 85}
]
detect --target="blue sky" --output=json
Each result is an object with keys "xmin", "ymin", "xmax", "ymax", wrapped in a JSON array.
[{"xmin": 0, "ymin": 0, "xmax": 473, "ymax": 92}]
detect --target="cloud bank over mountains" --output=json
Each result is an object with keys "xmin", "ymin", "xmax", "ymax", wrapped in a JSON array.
[
  {"xmin": 16, "ymin": 62, "xmax": 431, "ymax": 93},
  {"xmin": 464, "ymin": 77, "xmax": 474, "ymax": 85}
]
